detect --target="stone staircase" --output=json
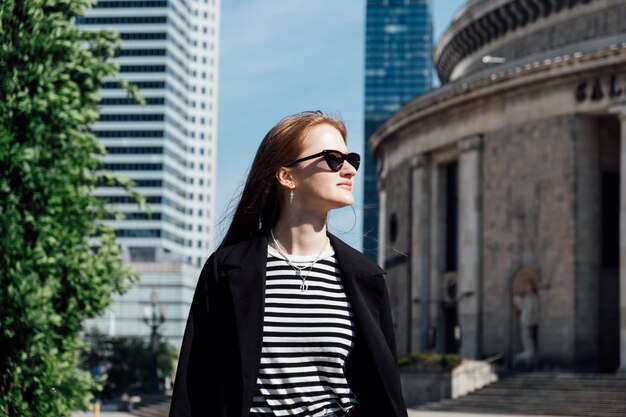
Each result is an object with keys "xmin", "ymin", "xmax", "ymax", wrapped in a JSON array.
[
  {"xmin": 415, "ymin": 372, "xmax": 626, "ymax": 417},
  {"xmin": 128, "ymin": 394, "xmax": 171, "ymax": 417}
]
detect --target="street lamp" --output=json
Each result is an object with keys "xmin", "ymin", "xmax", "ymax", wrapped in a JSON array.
[
  {"xmin": 143, "ymin": 291, "xmax": 165, "ymax": 393},
  {"xmin": 482, "ymin": 55, "xmax": 506, "ymax": 64}
]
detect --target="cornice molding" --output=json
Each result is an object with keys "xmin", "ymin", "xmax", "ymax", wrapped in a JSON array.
[
  {"xmin": 411, "ymin": 155, "xmax": 428, "ymax": 169},
  {"xmin": 370, "ymin": 37, "xmax": 626, "ymax": 154},
  {"xmin": 434, "ymin": 0, "xmax": 601, "ymax": 83},
  {"xmin": 459, "ymin": 135, "xmax": 484, "ymax": 153}
]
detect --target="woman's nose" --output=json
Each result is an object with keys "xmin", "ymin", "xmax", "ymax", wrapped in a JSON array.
[{"xmin": 341, "ymin": 161, "xmax": 357, "ymax": 177}]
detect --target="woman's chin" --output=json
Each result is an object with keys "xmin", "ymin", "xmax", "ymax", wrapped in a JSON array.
[{"xmin": 330, "ymin": 197, "xmax": 354, "ymax": 209}]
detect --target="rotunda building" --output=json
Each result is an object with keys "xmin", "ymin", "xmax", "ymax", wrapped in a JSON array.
[{"xmin": 371, "ymin": 0, "xmax": 626, "ymax": 371}]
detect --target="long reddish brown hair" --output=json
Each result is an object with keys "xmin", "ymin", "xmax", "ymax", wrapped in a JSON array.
[{"xmin": 218, "ymin": 111, "xmax": 347, "ymax": 250}]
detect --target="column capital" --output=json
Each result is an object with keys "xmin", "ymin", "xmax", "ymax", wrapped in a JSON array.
[
  {"xmin": 609, "ymin": 102, "xmax": 626, "ymax": 120},
  {"xmin": 411, "ymin": 154, "xmax": 428, "ymax": 169},
  {"xmin": 458, "ymin": 134, "xmax": 483, "ymax": 153},
  {"xmin": 377, "ymin": 176, "xmax": 385, "ymax": 192}
]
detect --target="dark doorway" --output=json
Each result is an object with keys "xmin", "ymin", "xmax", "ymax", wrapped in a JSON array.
[
  {"xmin": 435, "ymin": 160, "xmax": 460, "ymax": 354},
  {"xmin": 598, "ymin": 116, "xmax": 620, "ymax": 372},
  {"xmin": 444, "ymin": 162, "xmax": 459, "ymax": 273},
  {"xmin": 443, "ymin": 302, "xmax": 460, "ymax": 354},
  {"xmin": 601, "ymin": 171, "xmax": 619, "ymax": 269},
  {"xmin": 599, "ymin": 170, "xmax": 619, "ymax": 372},
  {"xmin": 441, "ymin": 161, "xmax": 459, "ymax": 354}
]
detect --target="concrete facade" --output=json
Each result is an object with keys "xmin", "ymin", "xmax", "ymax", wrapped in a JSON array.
[
  {"xmin": 371, "ymin": 0, "xmax": 626, "ymax": 371},
  {"xmin": 78, "ymin": 0, "xmax": 220, "ymax": 348}
]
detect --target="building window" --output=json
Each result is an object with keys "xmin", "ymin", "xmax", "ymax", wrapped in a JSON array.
[
  {"xmin": 115, "ymin": 229, "xmax": 161, "ymax": 238},
  {"xmin": 99, "ymin": 113, "xmax": 164, "ymax": 122},
  {"xmin": 103, "ymin": 163, "xmax": 163, "ymax": 171},
  {"xmin": 76, "ymin": 16, "xmax": 167, "ymax": 24},
  {"xmin": 94, "ymin": 1, "xmax": 168, "ymax": 8},
  {"xmin": 444, "ymin": 162, "xmax": 459, "ymax": 272},
  {"xmin": 119, "ymin": 64, "xmax": 167, "ymax": 73},
  {"xmin": 94, "ymin": 130, "xmax": 164, "ymax": 138},
  {"xmin": 119, "ymin": 32, "xmax": 167, "ymax": 41},
  {"xmin": 117, "ymin": 48, "xmax": 166, "ymax": 57},
  {"xmin": 102, "ymin": 80, "xmax": 166, "ymax": 89},
  {"xmin": 104, "ymin": 146, "xmax": 163, "ymax": 154},
  {"xmin": 389, "ymin": 213, "xmax": 398, "ymax": 243},
  {"xmin": 99, "ymin": 97, "xmax": 164, "ymax": 105}
]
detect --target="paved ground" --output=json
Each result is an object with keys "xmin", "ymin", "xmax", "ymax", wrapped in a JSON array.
[
  {"xmin": 72, "ymin": 410, "xmax": 572, "ymax": 417},
  {"xmin": 407, "ymin": 411, "xmax": 572, "ymax": 417}
]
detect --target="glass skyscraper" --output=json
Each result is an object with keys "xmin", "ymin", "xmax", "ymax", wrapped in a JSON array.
[
  {"xmin": 77, "ymin": 0, "xmax": 220, "ymax": 348},
  {"xmin": 363, "ymin": 0, "xmax": 432, "ymax": 263}
]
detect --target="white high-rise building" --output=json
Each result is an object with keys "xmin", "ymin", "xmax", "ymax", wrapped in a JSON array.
[{"xmin": 78, "ymin": 0, "xmax": 220, "ymax": 348}]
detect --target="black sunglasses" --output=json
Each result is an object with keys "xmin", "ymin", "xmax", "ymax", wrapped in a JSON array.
[{"xmin": 286, "ymin": 149, "xmax": 361, "ymax": 172}]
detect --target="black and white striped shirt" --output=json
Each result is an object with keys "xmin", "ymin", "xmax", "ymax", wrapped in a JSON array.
[{"xmin": 249, "ymin": 244, "xmax": 359, "ymax": 417}]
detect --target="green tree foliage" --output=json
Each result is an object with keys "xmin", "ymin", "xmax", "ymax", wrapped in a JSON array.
[
  {"xmin": 0, "ymin": 0, "xmax": 143, "ymax": 415},
  {"xmin": 81, "ymin": 329, "xmax": 178, "ymax": 396}
]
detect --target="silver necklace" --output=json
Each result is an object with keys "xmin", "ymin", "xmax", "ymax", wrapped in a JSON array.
[{"xmin": 270, "ymin": 229, "xmax": 329, "ymax": 291}]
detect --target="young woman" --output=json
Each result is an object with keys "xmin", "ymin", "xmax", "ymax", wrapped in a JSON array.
[{"xmin": 169, "ymin": 111, "xmax": 407, "ymax": 417}]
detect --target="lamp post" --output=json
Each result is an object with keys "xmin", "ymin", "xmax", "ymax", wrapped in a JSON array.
[
  {"xmin": 143, "ymin": 291, "xmax": 165, "ymax": 393},
  {"xmin": 482, "ymin": 55, "xmax": 506, "ymax": 64}
]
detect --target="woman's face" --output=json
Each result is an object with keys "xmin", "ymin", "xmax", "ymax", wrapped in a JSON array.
[{"xmin": 287, "ymin": 123, "xmax": 357, "ymax": 213}]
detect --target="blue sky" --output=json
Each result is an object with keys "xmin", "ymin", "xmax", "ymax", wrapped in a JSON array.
[{"xmin": 215, "ymin": 0, "xmax": 466, "ymax": 249}]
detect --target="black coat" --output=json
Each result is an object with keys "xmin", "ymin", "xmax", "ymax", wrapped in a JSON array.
[{"xmin": 169, "ymin": 232, "xmax": 408, "ymax": 417}]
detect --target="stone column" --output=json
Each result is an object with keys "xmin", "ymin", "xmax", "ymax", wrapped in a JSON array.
[
  {"xmin": 411, "ymin": 155, "xmax": 431, "ymax": 352},
  {"xmin": 609, "ymin": 106, "xmax": 626, "ymax": 373},
  {"xmin": 457, "ymin": 135, "xmax": 484, "ymax": 359},
  {"xmin": 377, "ymin": 177, "xmax": 387, "ymax": 268},
  {"xmin": 430, "ymin": 163, "xmax": 445, "ymax": 352}
]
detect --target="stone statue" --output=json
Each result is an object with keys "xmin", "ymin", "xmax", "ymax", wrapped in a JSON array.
[{"xmin": 513, "ymin": 268, "xmax": 539, "ymax": 364}]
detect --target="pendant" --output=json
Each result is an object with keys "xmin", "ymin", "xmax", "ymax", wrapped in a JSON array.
[
  {"xmin": 299, "ymin": 282, "xmax": 308, "ymax": 291},
  {"xmin": 295, "ymin": 270, "xmax": 301, "ymax": 277}
]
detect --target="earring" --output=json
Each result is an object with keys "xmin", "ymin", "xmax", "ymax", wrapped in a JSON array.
[{"xmin": 290, "ymin": 188, "xmax": 294, "ymax": 205}]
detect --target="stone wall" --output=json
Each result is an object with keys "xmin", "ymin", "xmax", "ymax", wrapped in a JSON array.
[
  {"xmin": 466, "ymin": 2, "xmax": 626, "ymax": 76},
  {"xmin": 572, "ymin": 115, "xmax": 602, "ymax": 370},
  {"xmin": 383, "ymin": 160, "xmax": 413, "ymax": 355},
  {"xmin": 481, "ymin": 114, "xmax": 577, "ymax": 366}
]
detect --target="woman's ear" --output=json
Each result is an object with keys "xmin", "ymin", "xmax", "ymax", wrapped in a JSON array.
[{"xmin": 275, "ymin": 167, "xmax": 295, "ymax": 189}]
